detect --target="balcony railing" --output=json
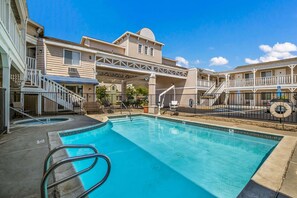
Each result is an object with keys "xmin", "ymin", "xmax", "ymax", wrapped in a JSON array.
[
  {"xmin": 26, "ymin": 57, "xmax": 36, "ymax": 69},
  {"xmin": 228, "ymin": 75, "xmax": 295, "ymax": 88},
  {"xmin": 197, "ymin": 79, "xmax": 216, "ymax": 87},
  {"xmin": 0, "ymin": 0, "xmax": 26, "ymax": 61}
]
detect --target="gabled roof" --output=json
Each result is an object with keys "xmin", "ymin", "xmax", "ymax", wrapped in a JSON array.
[
  {"xmin": 80, "ymin": 36, "xmax": 126, "ymax": 49},
  {"xmin": 113, "ymin": 31, "xmax": 164, "ymax": 46}
]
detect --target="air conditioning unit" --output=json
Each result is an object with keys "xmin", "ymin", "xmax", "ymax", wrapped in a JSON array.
[{"xmin": 68, "ymin": 67, "xmax": 78, "ymax": 74}]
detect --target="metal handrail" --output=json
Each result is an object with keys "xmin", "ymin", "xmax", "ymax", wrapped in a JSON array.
[
  {"xmin": 43, "ymin": 145, "xmax": 98, "ymax": 174},
  {"xmin": 41, "ymin": 145, "xmax": 111, "ymax": 198},
  {"xmin": 120, "ymin": 101, "xmax": 132, "ymax": 121},
  {"xmin": 10, "ymin": 107, "xmax": 46, "ymax": 124}
]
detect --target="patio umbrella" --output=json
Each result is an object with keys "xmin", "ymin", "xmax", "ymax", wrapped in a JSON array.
[{"xmin": 277, "ymin": 86, "xmax": 282, "ymax": 98}]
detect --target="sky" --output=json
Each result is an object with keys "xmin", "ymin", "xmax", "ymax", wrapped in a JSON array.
[{"xmin": 27, "ymin": 0, "xmax": 297, "ymax": 72}]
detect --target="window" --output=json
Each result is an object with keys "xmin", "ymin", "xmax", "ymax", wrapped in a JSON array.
[
  {"xmin": 261, "ymin": 93, "xmax": 271, "ymax": 100},
  {"xmin": 245, "ymin": 93, "xmax": 254, "ymax": 100},
  {"xmin": 144, "ymin": 46, "xmax": 148, "ymax": 55},
  {"xmin": 245, "ymin": 73, "xmax": 253, "ymax": 79},
  {"xmin": 138, "ymin": 44, "xmax": 142, "ymax": 53},
  {"xmin": 261, "ymin": 71, "xmax": 272, "ymax": 78},
  {"xmin": 150, "ymin": 47, "xmax": 154, "ymax": 56},
  {"xmin": 64, "ymin": 50, "xmax": 80, "ymax": 65}
]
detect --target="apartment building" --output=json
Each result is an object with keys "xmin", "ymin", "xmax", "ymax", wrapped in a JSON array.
[
  {"xmin": 0, "ymin": 0, "xmax": 28, "ymax": 132},
  {"xmin": 1, "ymin": 0, "xmax": 297, "ymax": 133},
  {"xmin": 223, "ymin": 58, "xmax": 297, "ymax": 106}
]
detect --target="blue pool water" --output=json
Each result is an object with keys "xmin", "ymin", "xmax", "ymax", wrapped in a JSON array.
[{"xmin": 60, "ymin": 115, "xmax": 279, "ymax": 198}]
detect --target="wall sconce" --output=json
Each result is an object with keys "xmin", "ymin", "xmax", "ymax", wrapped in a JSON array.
[{"xmin": 38, "ymin": 49, "xmax": 43, "ymax": 55}]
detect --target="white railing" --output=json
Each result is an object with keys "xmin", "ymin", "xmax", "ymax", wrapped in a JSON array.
[
  {"xmin": 294, "ymin": 74, "xmax": 297, "ymax": 83},
  {"xmin": 197, "ymin": 79, "xmax": 216, "ymax": 87},
  {"xmin": 41, "ymin": 75, "xmax": 85, "ymax": 110},
  {"xmin": 26, "ymin": 57, "xmax": 36, "ymax": 70},
  {"xmin": 255, "ymin": 75, "xmax": 291, "ymax": 86},
  {"xmin": 24, "ymin": 69, "xmax": 85, "ymax": 111},
  {"xmin": 26, "ymin": 69, "xmax": 42, "ymax": 87},
  {"xmin": 0, "ymin": 0, "xmax": 25, "ymax": 61},
  {"xmin": 228, "ymin": 78, "xmax": 253, "ymax": 87},
  {"xmin": 228, "ymin": 75, "xmax": 292, "ymax": 87}
]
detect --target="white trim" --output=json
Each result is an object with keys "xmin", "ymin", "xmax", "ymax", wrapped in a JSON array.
[
  {"xmin": 81, "ymin": 36, "xmax": 126, "ymax": 49},
  {"xmin": 63, "ymin": 49, "xmax": 81, "ymax": 66},
  {"xmin": 150, "ymin": 47, "xmax": 154, "ymax": 56},
  {"xmin": 137, "ymin": 43, "xmax": 142, "ymax": 54},
  {"xmin": 44, "ymin": 39, "xmax": 98, "ymax": 53},
  {"xmin": 26, "ymin": 34, "xmax": 37, "ymax": 45},
  {"xmin": 97, "ymin": 63, "xmax": 187, "ymax": 79},
  {"xmin": 113, "ymin": 31, "xmax": 164, "ymax": 46}
]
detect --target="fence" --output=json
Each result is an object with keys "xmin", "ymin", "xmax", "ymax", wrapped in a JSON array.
[
  {"xmin": 8, "ymin": 90, "xmax": 297, "ymax": 125},
  {"xmin": 0, "ymin": 88, "xmax": 6, "ymax": 134},
  {"xmin": 151, "ymin": 92, "xmax": 297, "ymax": 124}
]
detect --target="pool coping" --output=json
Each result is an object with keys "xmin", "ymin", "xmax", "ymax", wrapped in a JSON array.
[
  {"xmin": 47, "ymin": 118, "xmax": 108, "ymax": 198},
  {"xmin": 11, "ymin": 116, "xmax": 73, "ymax": 128},
  {"xmin": 48, "ymin": 114, "xmax": 297, "ymax": 197}
]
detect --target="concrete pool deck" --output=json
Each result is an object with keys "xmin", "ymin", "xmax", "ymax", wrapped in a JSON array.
[
  {"xmin": 0, "ymin": 112, "xmax": 296, "ymax": 197},
  {"xmin": 0, "ymin": 115, "xmax": 100, "ymax": 198}
]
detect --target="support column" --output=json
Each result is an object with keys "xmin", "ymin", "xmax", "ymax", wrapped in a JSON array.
[
  {"xmin": 207, "ymin": 74, "xmax": 210, "ymax": 87},
  {"xmin": 37, "ymin": 94, "xmax": 42, "ymax": 115},
  {"xmin": 289, "ymin": 64, "xmax": 296, "ymax": 84},
  {"xmin": 1, "ymin": 53, "xmax": 11, "ymax": 133},
  {"xmin": 121, "ymin": 80, "xmax": 127, "ymax": 101},
  {"xmin": 225, "ymin": 73, "xmax": 229, "ymax": 88},
  {"xmin": 253, "ymin": 89, "xmax": 256, "ymax": 107},
  {"xmin": 252, "ymin": 68, "xmax": 257, "ymax": 88},
  {"xmin": 148, "ymin": 73, "xmax": 156, "ymax": 114}
]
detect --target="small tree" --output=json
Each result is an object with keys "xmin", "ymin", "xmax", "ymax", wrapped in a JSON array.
[
  {"xmin": 136, "ymin": 86, "xmax": 148, "ymax": 96},
  {"xmin": 96, "ymin": 86, "xmax": 108, "ymax": 103},
  {"xmin": 126, "ymin": 86, "xmax": 136, "ymax": 100}
]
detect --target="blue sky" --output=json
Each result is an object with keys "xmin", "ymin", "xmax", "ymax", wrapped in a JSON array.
[{"xmin": 27, "ymin": 0, "xmax": 297, "ymax": 71}]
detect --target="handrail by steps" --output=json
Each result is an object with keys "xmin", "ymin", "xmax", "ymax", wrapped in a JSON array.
[
  {"xmin": 10, "ymin": 107, "xmax": 46, "ymax": 124},
  {"xmin": 43, "ymin": 145, "xmax": 98, "ymax": 174},
  {"xmin": 120, "ymin": 101, "xmax": 132, "ymax": 121},
  {"xmin": 41, "ymin": 145, "xmax": 111, "ymax": 198}
]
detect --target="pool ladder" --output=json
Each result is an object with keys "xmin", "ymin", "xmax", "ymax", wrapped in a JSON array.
[
  {"xmin": 41, "ymin": 145, "xmax": 111, "ymax": 198},
  {"xmin": 120, "ymin": 101, "xmax": 133, "ymax": 121}
]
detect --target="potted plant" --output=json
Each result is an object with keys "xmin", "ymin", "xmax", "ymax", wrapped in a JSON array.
[{"xmin": 142, "ymin": 99, "xmax": 149, "ymax": 113}]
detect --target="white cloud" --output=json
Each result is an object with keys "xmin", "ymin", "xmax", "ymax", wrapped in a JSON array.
[
  {"xmin": 245, "ymin": 42, "xmax": 297, "ymax": 64},
  {"xmin": 245, "ymin": 58, "xmax": 260, "ymax": 64},
  {"xmin": 209, "ymin": 56, "xmax": 229, "ymax": 66},
  {"xmin": 204, "ymin": 68, "xmax": 215, "ymax": 72},
  {"xmin": 175, "ymin": 56, "xmax": 189, "ymax": 67},
  {"xmin": 195, "ymin": 59, "xmax": 200, "ymax": 64}
]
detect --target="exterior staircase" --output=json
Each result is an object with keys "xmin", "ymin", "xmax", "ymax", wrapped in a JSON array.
[
  {"xmin": 12, "ymin": 69, "xmax": 85, "ymax": 112},
  {"xmin": 200, "ymin": 81, "xmax": 226, "ymax": 106}
]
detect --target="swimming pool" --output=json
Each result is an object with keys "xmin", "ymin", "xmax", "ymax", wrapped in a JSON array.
[{"xmin": 60, "ymin": 115, "xmax": 280, "ymax": 198}]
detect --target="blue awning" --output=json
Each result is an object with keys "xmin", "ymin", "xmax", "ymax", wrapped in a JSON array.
[{"xmin": 45, "ymin": 75, "xmax": 99, "ymax": 85}]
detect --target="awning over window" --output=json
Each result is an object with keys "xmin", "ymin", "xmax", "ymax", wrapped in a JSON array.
[{"xmin": 45, "ymin": 75, "xmax": 99, "ymax": 85}]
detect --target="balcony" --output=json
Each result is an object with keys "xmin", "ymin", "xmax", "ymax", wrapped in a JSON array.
[
  {"xmin": 197, "ymin": 79, "xmax": 216, "ymax": 88},
  {"xmin": 228, "ymin": 75, "xmax": 296, "ymax": 88},
  {"xmin": 0, "ymin": 0, "xmax": 26, "ymax": 62}
]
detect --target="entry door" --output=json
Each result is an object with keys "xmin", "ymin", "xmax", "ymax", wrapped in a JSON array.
[
  {"xmin": 275, "ymin": 69, "xmax": 286, "ymax": 76},
  {"xmin": 275, "ymin": 69, "xmax": 287, "ymax": 84},
  {"xmin": 235, "ymin": 74, "xmax": 243, "ymax": 87}
]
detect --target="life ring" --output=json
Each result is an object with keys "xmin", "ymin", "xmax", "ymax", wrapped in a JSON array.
[{"xmin": 270, "ymin": 102, "xmax": 292, "ymax": 118}]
